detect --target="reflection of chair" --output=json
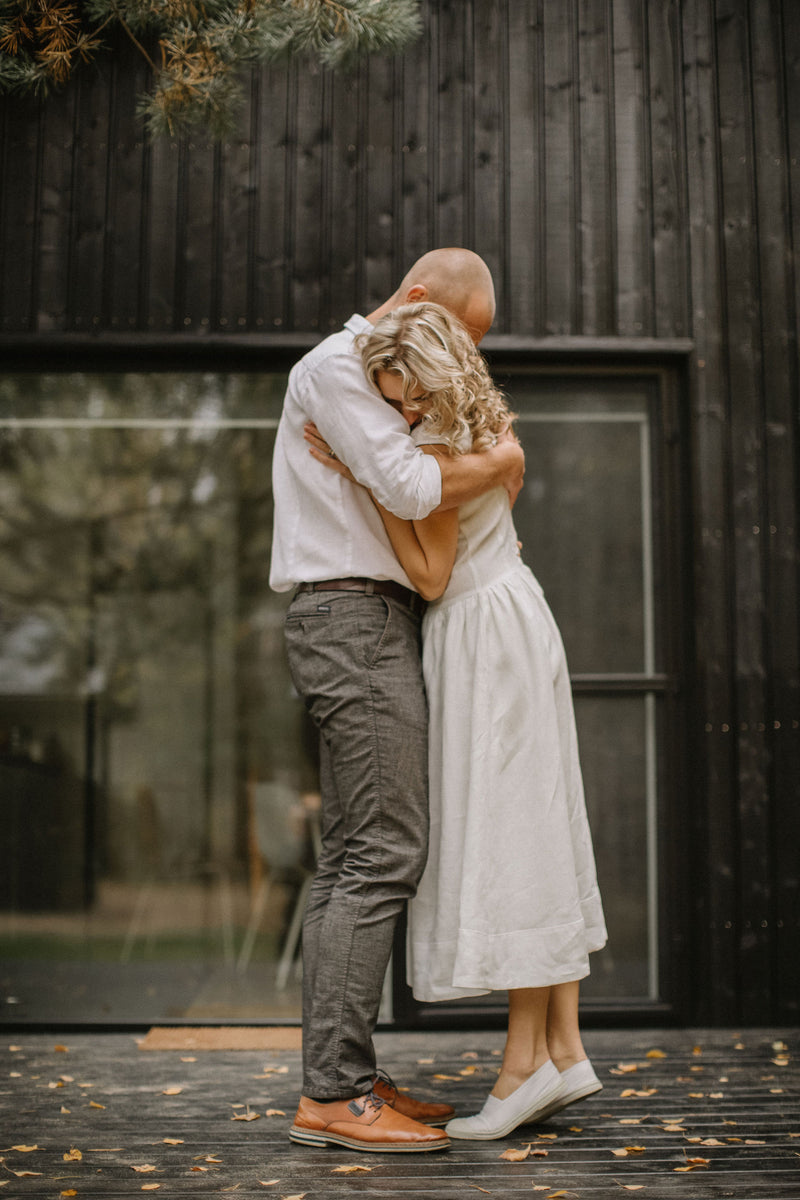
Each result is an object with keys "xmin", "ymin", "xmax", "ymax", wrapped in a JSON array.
[{"xmin": 236, "ymin": 781, "xmax": 321, "ymax": 981}]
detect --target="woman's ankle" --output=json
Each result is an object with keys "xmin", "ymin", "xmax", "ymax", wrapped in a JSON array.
[{"xmin": 491, "ymin": 1055, "xmax": 552, "ymax": 1099}]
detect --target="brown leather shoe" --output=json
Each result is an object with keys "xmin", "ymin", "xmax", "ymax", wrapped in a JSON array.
[
  {"xmin": 372, "ymin": 1071, "xmax": 455, "ymax": 1127},
  {"xmin": 289, "ymin": 1091, "xmax": 450, "ymax": 1153}
]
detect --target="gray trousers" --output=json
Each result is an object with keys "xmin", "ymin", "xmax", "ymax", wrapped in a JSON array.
[{"xmin": 284, "ymin": 589, "xmax": 429, "ymax": 1100}]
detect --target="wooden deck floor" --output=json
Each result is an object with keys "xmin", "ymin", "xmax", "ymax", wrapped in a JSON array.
[{"xmin": 1, "ymin": 1027, "xmax": 797, "ymax": 1198}]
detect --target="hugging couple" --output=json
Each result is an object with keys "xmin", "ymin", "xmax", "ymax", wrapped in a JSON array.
[{"xmin": 269, "ymin": 248, "xmax": 607, "ymax": 1152}]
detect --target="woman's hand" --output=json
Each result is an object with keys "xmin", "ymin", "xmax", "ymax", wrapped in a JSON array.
[{"xmin": 303, "ymin": 422, "xmax": 358, "ymax": 483}]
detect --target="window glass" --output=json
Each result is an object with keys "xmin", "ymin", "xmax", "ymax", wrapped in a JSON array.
[{"xmin": 1, "ymin": 370, "xmax": 666, "ymax": 1022}]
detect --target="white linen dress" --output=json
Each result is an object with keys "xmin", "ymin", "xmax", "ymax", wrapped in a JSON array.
[{"xmin": 407, "ymin": 440, "xmax": 608, "ymax": 1003}]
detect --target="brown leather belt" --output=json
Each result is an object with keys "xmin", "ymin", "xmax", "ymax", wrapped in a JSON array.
[{"xmin": 296, "ymin": 577, "xmax": 426, "ymax": 617}]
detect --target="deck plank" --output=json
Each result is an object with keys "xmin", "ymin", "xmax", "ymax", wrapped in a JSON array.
[{"xmin": 1, "ymin": 1028, "xmax": 797, "ymax": 1197}]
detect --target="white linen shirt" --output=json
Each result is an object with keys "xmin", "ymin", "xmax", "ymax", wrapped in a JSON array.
[{"xmin": 269, "ymin": 315, "xmax": 443, "ymax": 592}]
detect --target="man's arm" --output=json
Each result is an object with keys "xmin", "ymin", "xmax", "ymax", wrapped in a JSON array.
[
  {"xmin": 427, "ymin": 431, "xmax": 525, "ymax": 511},
  {"xmin": 301, "ymin": 349, "xmax": 442, "ymax": 520}
]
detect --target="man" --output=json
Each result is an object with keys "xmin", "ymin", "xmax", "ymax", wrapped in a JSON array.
[{"xmin": 269, "ymin": 248, "xmax": 524, "ymax": 1153}]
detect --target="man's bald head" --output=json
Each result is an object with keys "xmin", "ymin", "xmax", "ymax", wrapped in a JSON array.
[{"xmin": 370, "ymin": 248, "xmax": 496, "ymax": 344}]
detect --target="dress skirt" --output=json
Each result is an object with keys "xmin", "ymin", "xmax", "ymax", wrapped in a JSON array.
[{"xmin": 407, "ymin": 558, "xmax": 607, "ymax": 1003}]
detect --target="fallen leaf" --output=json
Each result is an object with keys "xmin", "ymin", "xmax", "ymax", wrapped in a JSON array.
[
  {"xmin": 772, "ymin": 1057, "xmax": 790, "ymax": 1067},
  {"xmin": 499, "ymin": 1145, "xmax": 530, "ymax": 1161},
  {"xmin": 54, "ymin": 1044, "xmax": 69, "ymax": 1052},
  {"xmin": 195, "ymin": 1154, "xmax": 223, "ymax": 1163},
  {"xmin": 257, "ymin": 1182, "xmax": 279, "ymax": 1188},
  {"xmin": 181, "ymin": 1057, "xmax": 196, "ymax": 1063},
  {"xmin": 231, "ymin": 1109, "xmax": 261, "ymax": 1121},
  {"xmin": 131, "ymin": 1164, "xmax": 158, "ymax": 1173},
  {"xmin": 162, "ymin": 1087, "xmax": 183, "ymax": 1095},
  {"xmin": 63, "ymin": 1148, "xmax": 83, "ymax": 1161},
  {"xmin": 611, "ymin": 1149, "xmax": 629, "ymax": 1157},
  {"xmin": 468, "ymin": 1188, "xmax": 492, "ymax": 1194},
  {"xmin": 531, "ymin": 1148, "xmax": 549, "ymax": 1157},
  {"xmin": 547, "ymin": 1192, "xmax": 579, "ymax": 1199},
  {"xmin": 10, "ymin": 1171, "xmax": 43, "ymax": 1177},
  {"xmin": 416, "ymin": 1058, "xmax": 434, "ymax": 1064},
  {"xmin": 537, "ymin": 1133, "xmax": 557, "ymax": 1140},
  {"xmin": 744, "ymin": 1139, "xmax": 765, "ymax": 1145},
  {"xmin": 618, "ymin": 1187, "xmax": 645, "ymax": 1192},
  {"xmin": 662, "ymin": 1126, "xmax": 685, "ymax": 1133},
  {"xmin": 162, "ymin": 1138, "xmax": 184, "ymax": 1145},
  {"xmin": 462, "ymin": 1051, "xmax": 479, "ymax": 1059},
  {"xmin": 619, "ymin": 1118, "xmax": 644, "ymax": 1124},
  {"xmin": 265, "ymin": 1109, "xmax": 286, "ymax": 1117},
  {"xmin": 432, "ymin": 1074, "xmax": 462, "ymax": 1081},
  {"xmin": 49, "ymin": 1081, "xmax": 66, "ymax": 1088},
  {"xmin": 61, "ymin": 1192, "xmax": 78, "ymax": 1198},
  {"xmin": 646, "ymin": 1049, "xmax": 665, "ymax": 1058},
  {"xmin": 332, "ymin": 1165, "xmax": 373, "ymax": 1173},
  {"xmin": 698, "ymin": 1138, "xmax": 724, "ymax": 1146},
  {"xmin": 709, "ymin": 1092, "xmax": 724, "ymax": 1098},
  {"xmin": 8, "ymin": 1045, "xmax": 21, "ymax": 1052},
  {"xmin": 9, "ymin": 1072, "xmax": 21, "ymax": 1078},
  {"xmin": 459, "ymin": 1066, "xmax": 479, "ymax": 1076},
  {"xmin": 141, "ymin": 1186, "xmax": 161, "ymax": 1192},
  {"xmin": 11, "ymin": 1144, "xmax": 39, "ymax": 1152},
  {"xmin": 88, "ymin": 1101, "xmax": 105, "ymax": 1109},
  {"xmin": 191, "ymin": 1165, "xmax": 211, "ymax": 1172},
  {"xmin": 770, "ymin": 1088, "xmax": 784, "ymax": 1094},
  {"xmin": 280, "ymin": 1194, "xmax": 307, "ymax": 1200},
  {"xmin": 616, "ymin": 1063, "xmax": 639, "ymax": 1074},
  {"xmin": 692, "ymin": 1046, "xmax": 702, "ymax": 1055},
  {"xmin": 569, "ymin": 1126, "xmax": 582, "ymax": 1132}
]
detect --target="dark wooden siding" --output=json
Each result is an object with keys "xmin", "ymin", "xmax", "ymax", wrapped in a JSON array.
[{"xmin": 1, "ymin": 0, "xmax": 798, "ymax": 1026}]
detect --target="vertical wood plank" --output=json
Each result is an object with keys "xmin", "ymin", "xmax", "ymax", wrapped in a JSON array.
[
  {"xmin": 760, "ymin": 0, "xmax": 800, "ymax": 1023},
  {"xmin": 364, "ymin": 55, "xmax": 401, "ymax": 313},
  {"xmin": 471, "ymin": 0, "xmax": 506, "ymax": 324},
  {"xmin": 289, "ymin": 61, "xmax": 326, "ymax": 331},
  {"xmin": 325, "ymin": 69, "xmax": 361, "ymax": 324},
  {"xmin": 647, "ymin": 0, "xmax": 690, "ymax": 336},
  {"xmin": 506, "ymin": 0, "xmax": 546, "ymax": 334},
  {"xmin": 398, "ymin": 8, "xmax": 434, "ymax": 272},
  {"xmin": 716, "ymin": 0, "xmax": 772, "ymax": 1023},
  {"xmin": 577, "ymin": 0, "xmax": 615, "ymax": 334},
  {"xmin": 217, "ymin": 77, "xmax": 258, "ymax": 333},
  {"xmin": 177, "ymin": 133, "xmax": 218, "ymax": 331},
  {"xmin": 681, "ymin": 0, "xmax": 739, "ymax": 1022},
  {"xmin": 612, "ymin": 0, "xmax": 653, "ymax": 334},
  {"xmin": 104, "ymin": 52, "xmax": 149, "ymax": 332},
  {"xmin": 36, "ymin": 86, "xmax": 77, "ymax": 330},
  {"xmin": 434, "ymin": 0, "xmax": 469, "ymax": 248},
  {"xmin": 542, "ymin": 0, "xmax": 579, "ymax": 332},
  {"xmin": 252, "ymin": 64, "xmax": 290, "ymax": 333},
  {"xmin": 67, "ymin": 67, "xmax": 113, "ymax": 331}
]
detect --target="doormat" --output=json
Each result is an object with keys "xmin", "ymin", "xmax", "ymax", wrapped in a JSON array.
[{"xmin": 138, "ymin": 1026, "xmax": 302, "ymax": 1051}]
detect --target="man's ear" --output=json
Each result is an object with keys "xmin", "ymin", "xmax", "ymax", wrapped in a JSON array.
[{"xmin": 405, "ymin": 284, "xmax": 427, "ymax": 302}]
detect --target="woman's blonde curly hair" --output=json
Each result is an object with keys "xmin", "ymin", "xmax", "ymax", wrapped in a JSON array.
[{"xmin": 358, "ymin": 302, "xmax": 514, "ymax": 454}]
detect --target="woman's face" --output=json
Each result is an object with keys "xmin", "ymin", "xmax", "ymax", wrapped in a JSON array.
[{"xmin": 376, "ymin": 369, "xmax": 428, "ymax": 427}]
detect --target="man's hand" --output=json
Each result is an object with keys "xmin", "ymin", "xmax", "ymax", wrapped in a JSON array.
[
  {"xmin": 497, "ymin": 427, "xmax": 525, "ymax": 507},
  {"xmin": 303, "ymin": 422, "xmax": 358, "ymax": 483}
]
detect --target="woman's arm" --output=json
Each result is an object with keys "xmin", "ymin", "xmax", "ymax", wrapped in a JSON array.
[{"xmin": 371, "ymin": 500, "xmax": 459, "ymax": 601}]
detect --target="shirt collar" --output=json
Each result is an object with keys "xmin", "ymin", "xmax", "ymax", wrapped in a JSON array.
[{"xmin": 344, "ymin": 313, "xmax": 373, "ymax": 334}]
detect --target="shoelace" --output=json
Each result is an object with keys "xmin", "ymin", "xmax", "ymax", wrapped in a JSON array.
[
  {"xmin": 373, "ymin": 1067, "xmax": 398, "ymax": 1100},
  {"xmin": 348, "ymin": 1090, "xmax": 386, "ymax": 1117}
]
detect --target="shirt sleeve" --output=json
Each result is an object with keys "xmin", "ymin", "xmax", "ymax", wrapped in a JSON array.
[{"xmin": 299, "ymin": 346, "xmax": 442, "ymax": 520}]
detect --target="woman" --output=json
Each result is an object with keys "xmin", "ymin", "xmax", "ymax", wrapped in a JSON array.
[{"xmin": 311, "ymin": 302, "xmax": 607, "ymax": 1140}]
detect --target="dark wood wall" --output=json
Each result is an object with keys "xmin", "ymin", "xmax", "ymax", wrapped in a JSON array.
[{"xmin": 1, "ymin": 0, "xmax": 798, "ymax": 1026}]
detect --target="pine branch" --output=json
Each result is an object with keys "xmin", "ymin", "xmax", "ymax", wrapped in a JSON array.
[{"xmin": 0, "ymin": 0, "xmax": 424, "ymax": 135}]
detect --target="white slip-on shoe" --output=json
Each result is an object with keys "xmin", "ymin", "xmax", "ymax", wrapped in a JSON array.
[
  {"xmin": 444, "ymin": 1060, "xmax": 562, "ymax": 1140},
  {"xmin": 531, "ymin": 1058, "xmax": 603, "ymax": 1123}
]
